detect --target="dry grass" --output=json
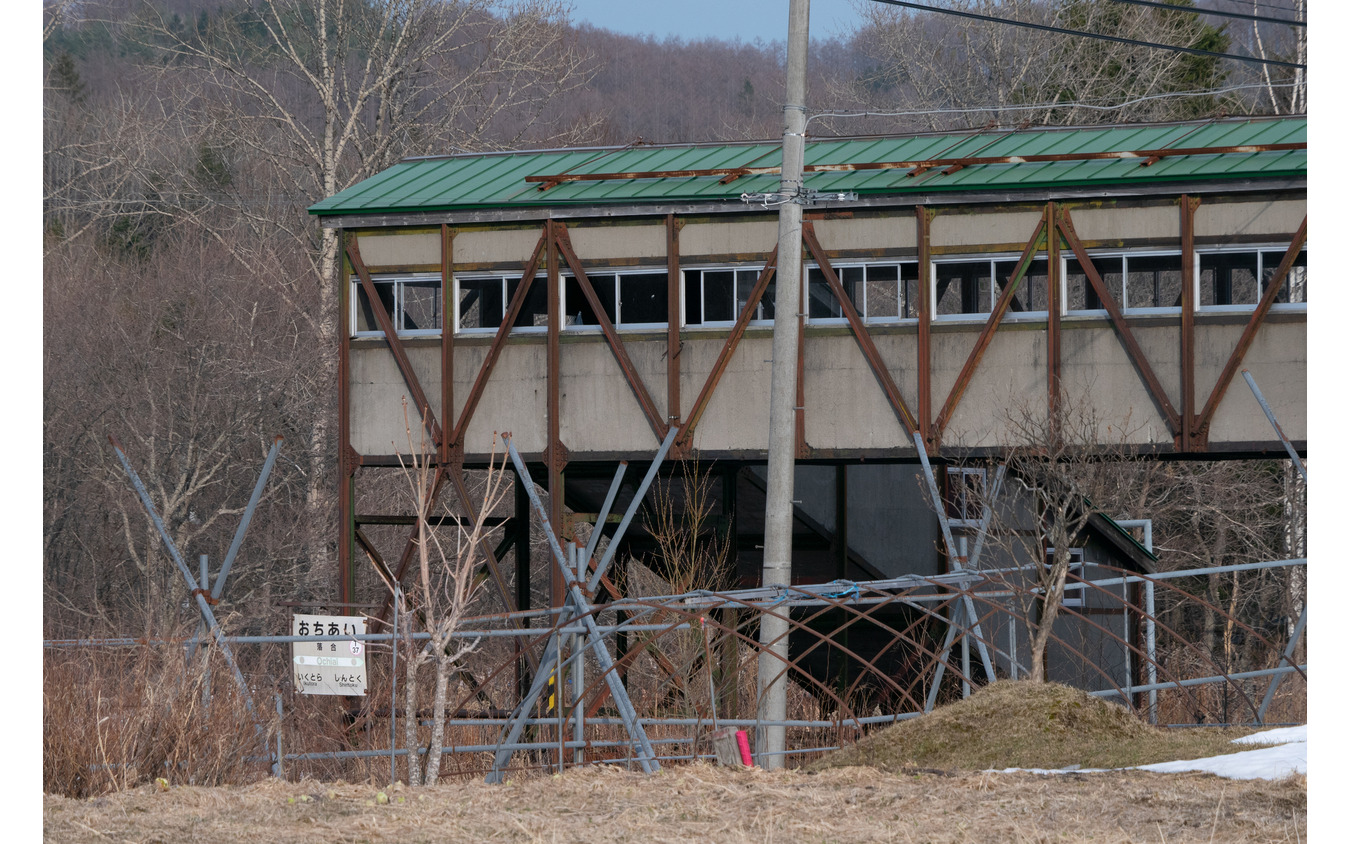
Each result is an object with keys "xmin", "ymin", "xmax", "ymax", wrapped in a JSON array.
[
  {"xmin": 43, "ymin": 763, "xmax": 1306, "ymax": 843},
  {"xmin": 43, "ymin": 648, "xmax": 274, "ymax": 797},
  {"xmin": 810, "ymin": 681, "xmax": 1263, "ymax": 774}
]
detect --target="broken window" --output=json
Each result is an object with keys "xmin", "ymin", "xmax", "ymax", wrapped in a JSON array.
[{"xmin": 353, "ymin": 275, "xmax": 441, "ymax": 336}]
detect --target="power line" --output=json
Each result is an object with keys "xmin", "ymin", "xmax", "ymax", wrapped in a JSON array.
[
  {"xmin": 804, "ymin": 82, "xmax": 1303, "ymax": 128},
  {"xmin": 1110, "ymin": 0, "xmax": 1304, "ymax": 27},
  {"xmin": 866, "ymin": 0, "xmax": 1306, "ymax": 70}
]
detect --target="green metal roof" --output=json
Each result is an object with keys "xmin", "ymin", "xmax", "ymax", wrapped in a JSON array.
[{"xmin": 309, "ymin": 117, "xmax": 1305, "ymax": 218}]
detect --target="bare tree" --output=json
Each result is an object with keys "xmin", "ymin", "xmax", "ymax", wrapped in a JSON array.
[
  {"xmin": 385, "ymin": 400, "xmax": 508, "ymax": 786},
  {"xmin": 123, "ymin": 0, "xmax": 592, "ymax": 580},
  {"xmin": 833, "ymin": 0, "xmax": 1232, "ymax": 131}
]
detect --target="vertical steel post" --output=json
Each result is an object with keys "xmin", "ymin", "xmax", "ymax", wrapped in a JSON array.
[
  {"xmin": 573, "ymin": 543, "xmax": 585, "ymax": 767},
  {"xmin": 391, "ymin": 584, "xmax": 399, "ymax": 785},
  {"xmin": 1146, "ymin": 580, "xmax": 1157, "ymax": 724},
  {"xmin": 758, "ymin": 0, "xmax": 810, "ymax": 771},
  {"xmin": 273, "ymin": 693, "xmax": 284, "ymax": 779}
]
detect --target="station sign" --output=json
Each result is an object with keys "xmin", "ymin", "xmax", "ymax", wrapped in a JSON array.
[{"xmin": 291, "ymin": 614, "xmax": 366, "ymax": 696}]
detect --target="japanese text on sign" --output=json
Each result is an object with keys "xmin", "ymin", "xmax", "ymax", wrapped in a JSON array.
[{"xmin": 291, "ymin": 613, "xmax": 366, "ymax": 696}]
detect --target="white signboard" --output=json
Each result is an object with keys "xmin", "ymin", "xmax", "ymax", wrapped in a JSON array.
[{"xmin": 291, "ymin": 614, "xmax": 366, "ymax": 696}]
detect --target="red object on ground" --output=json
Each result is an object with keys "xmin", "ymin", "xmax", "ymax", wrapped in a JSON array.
[{"xmin": 735, "ymin": 730, "xmax": 753, "ymax": 767}]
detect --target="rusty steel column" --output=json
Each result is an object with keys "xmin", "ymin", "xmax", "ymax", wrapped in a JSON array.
[
  {"xmin": 338, "ymin": 231, "xmax": 355, "ymax": 606},
  {"xmin": 1047, "ymin": 203, "xmax": 1061, "ymax": 421},
  {"xmin": 917, "ymin": 207, "xmax": 933, "ymax": 447},
  {"xmin": 441, "ymin": 225, "xmax": 455, "ymax": 463},
  {"xmin": 1180, "ymin": 196, "xmax": 1199, "ymax": 452},
  {"xmin": 666, "ymin": 214, "xmax": 682, "ymax": 440},
  {"xmin": 546, "ymin": 219, "xmax": 565, "ymax": 608}
]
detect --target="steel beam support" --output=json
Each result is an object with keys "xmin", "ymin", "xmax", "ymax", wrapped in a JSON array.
[
  {"xmin": 1257, "ymin": 603, "xmax": 1307, "ymax": 723},
  {"xmin": 339, "ymin": 235, "xmax": 355, "ymax": 605},
  {"xmin": 666, "ymin": 215, "xmax": 682, "ymax": 441},
  {"xmin": 108, "ymin": 438, "xmax": 263, "ymax": 730},
  {"xmin": 802, "ymin": 223, "xmax": 919, "ymax": 434},
  {"xmin": 933, "ymin": 214, "xmax": 1048, "ymax": 441},
  {"xmin": 914, "ymin": 431, "xmax": 997, "ymax": 683},
  {"xmin": 677, "ymin": 248, "xmax": 778, "ymax": 449},
  {"xmin": 441, "ymin": 225, "xmax": 455, "ymax": 463},
  {"xmin": 917, "ymin": 208, "xmax": 933, "ymax": 447},
  {"xmin": 1242, "ymin": 369, "xmax": 1308, "ymax": 482},
  {"xmin": 1046, "ymin": 203, "xmax": 1062, "ymax": 420},
  {"xmin": 188, "ymin": 436, "xmax": 283, "ymax": 659},
  {"xmin": 345, "ymin": 236, "xmax": 442, "ymax": 445},
  {"xmin": 1195, "ymin": 217, "xmax": 1308, "ymax": 446},
  {"xmin": 547, "ymin": 219, "xmax": 565, "ymax": 608},
  {"xmin": 1181, "ymin": 196, "xmax": 1199, "ymax": 452},
  {"xmin": 489, "ymin": 435, "xmax": 661, "ymax": 780},
  {"xmin": 554, "ymin": 225, "xmax": 668, "ymax": 441},
  {"xmin": 1058, "ymin": 209, "xmax": 1182, "ymax": 436}
]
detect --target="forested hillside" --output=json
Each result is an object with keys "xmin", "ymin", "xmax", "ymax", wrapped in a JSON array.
[{"xmin": 42, "ymin": 0, "xmax": 1306, "ymax": 639}]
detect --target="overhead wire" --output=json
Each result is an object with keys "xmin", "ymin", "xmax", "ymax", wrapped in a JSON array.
[
  {"xmin": 1108, "ymin": 0, "xmax": 1304, "ymax": 27},
  {"xmin": 865, "ymin": 0, "xmax": 1305, "ymax": 69}
]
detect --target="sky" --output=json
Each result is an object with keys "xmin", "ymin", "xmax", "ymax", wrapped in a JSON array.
[{"xmin": 567, "ymin": 0, "xmax": 867, "ymax": 44}]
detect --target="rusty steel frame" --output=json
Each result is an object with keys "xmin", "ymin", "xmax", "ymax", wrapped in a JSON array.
[
  {"xmin": 932, "ymin": 211, "xmax": 1048, "ymax": 443},
  {"xmin": 676, "ymin": 248, "xmax": 779, "ymax": 450},
  {"xmin": 521, "ymin": 142, "xmax": 1306, "ymax": 186},
  {"xmin": 1194, "ymin": 217, "xmax": 1308, "ymax": 447},
  {"xmin": 1180, "ymin": 196, "xmax": 1199, "ymax": 452},
  {"xmin": 1057, "ymin": 208, "xmax": 1183, "ymax": 438},
  {"xmin": 666, "ymin": 215, "xmax": 682, "ymax": 444},
  {"xmin": 554, "ymin": 224, "xmax": 668, "ymax": 442},
  {"xmin": 802, "ymin": 222, "xmax": 919, "ymax": 434}
]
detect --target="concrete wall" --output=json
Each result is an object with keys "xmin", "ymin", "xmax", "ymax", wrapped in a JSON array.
[{"xmin": 349, "ymin": 313, "xmax": 1305, "ymax": 459}]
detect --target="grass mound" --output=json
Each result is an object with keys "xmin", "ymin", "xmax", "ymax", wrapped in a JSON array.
[{"xmin": 811, "ymin": 681, "xmax": 1254, "ymax": 774}]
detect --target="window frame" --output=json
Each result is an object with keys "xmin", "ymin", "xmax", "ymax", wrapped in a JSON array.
[
  {"xmin": 1195, "ymin": 244, "xmax": 1308, "ymax": 313},
  {"xmin": 931, "ymin": 254, "xmax": 1051, "ymax": 322},
  {"xmin": 1044, "ymin": 547, "xmax": 1088, "ymax": 609},
  {"xmin": 351, "ymin": 273, "xmax": 444, "ymax": 338},
  {"xmin": 683, "ymin": 264, "xmax": 775, "ymax": 329},
  {"xmin": 563, "ymin": 268, "xmax": 672, "ymax": 332},
  {"xmin": 804, "ymin": 260, "xmax": 921, "ymax": 325},
  {"xmin": 451, "ymin": 273, "xmax": 550, "ymax": 336},
  {"xmin": 1061, "ymin": 249, "xmax": 1185, "ymax": 316}
]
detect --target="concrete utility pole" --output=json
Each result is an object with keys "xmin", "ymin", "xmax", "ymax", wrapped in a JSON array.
[{"xmin": 757, "ymin": 0, "xmax": 809, "ymax": 772}]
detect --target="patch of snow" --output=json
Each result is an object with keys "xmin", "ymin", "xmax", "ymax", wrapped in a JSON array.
[
  {"xmin": 1231, "ymin": 725, "xmax": 1306, "ymax": 745},
  {"xmin": 991, "ymin": 724, "xmax": 1307, "ymax": 781}
]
